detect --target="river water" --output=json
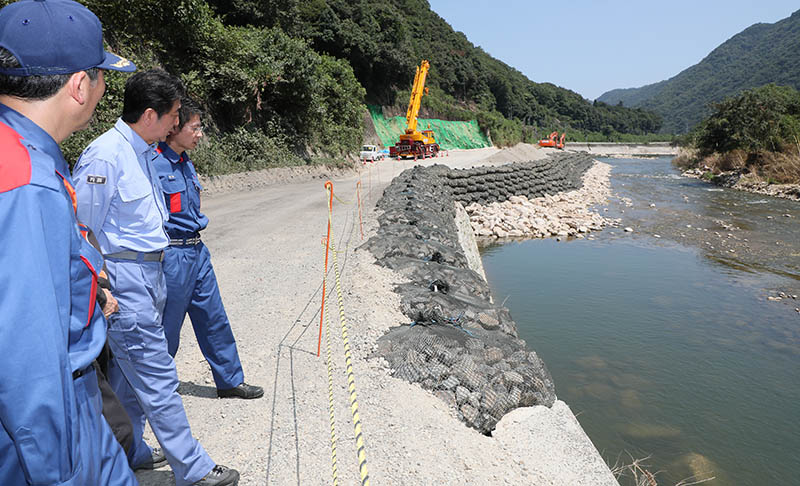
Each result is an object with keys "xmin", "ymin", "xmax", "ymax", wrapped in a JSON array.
[{"xmin": 480, "ymin": 157, "xmax": 800, "ymax": 485}]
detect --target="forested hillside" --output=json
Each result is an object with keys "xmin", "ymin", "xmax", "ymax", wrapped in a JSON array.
[
  {"xmin": 208, "ymin": 0, "xmax": 662, "ymax": 144},
  {"xmin": 598, "ymin": 9, "xmax": 800, "ymax": 134},
  {"xmin": 1, "ymin": 0, "xmax": 663, "ymax": 174}
]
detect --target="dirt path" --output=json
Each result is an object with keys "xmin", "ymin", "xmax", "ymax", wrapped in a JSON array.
[{"xmin": 135, "ymin": 145, "xmax": 617, "ymax": 486}]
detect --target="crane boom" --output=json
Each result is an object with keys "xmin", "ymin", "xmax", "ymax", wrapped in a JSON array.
[
  {"xmin": 389, "ymin": 60, "xmax": 440, "ymax": 159},
  {"xmin": 405, "ymin": 60, "xmax": 430, "ymax": 134}
]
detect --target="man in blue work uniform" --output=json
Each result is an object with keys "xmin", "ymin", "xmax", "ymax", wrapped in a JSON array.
[
  {"xmin": 155, "ymin": 97, "xmax": 263, "ymax": 400},
  {"xmin": 73, "ymin": 70, "xmax": 239, "ymax": 486},
  {"xmin": 0, "ymin": 0, "xmax": 138, "ymax": 484}
]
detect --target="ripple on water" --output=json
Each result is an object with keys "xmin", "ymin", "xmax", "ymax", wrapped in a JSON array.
[{"xmin": 482, "ymin": 156, "xmax": 800, "ymax": 485}]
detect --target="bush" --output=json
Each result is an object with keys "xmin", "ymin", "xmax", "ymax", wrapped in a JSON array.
[
  {"xmin": 77, "ymin": 0, "xmax": 367, "ymax": 173},
  {"xmin": 191, "ymin": 126, "xmax": 304, "ymax": 176},
  {"xmin": 680, "ymin": 84, "xmax": 800, "ymax": 183},
  {"xmin": 307, "ymin": 55, "xmax": 367, "ymax": 155},
  {"xmin": 696, "ymin": 84, "xmax": 800, "ymax": 155}
]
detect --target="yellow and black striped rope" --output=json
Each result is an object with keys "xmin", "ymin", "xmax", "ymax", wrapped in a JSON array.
[
  {"xmin": 331, "ymin": 190, "xmax": 353, "ymax": 206},
  {"xmin": 330, "ymin": 241, "xmax": 370, "ymax": 486},
  {"xmin": 324, "ymin": 289, "xmax": 339, "ymax": 486}
]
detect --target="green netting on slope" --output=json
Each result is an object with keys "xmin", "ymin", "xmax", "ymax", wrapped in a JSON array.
[{"xmin": 368, "ymin": 105, "xmax": 491, "ymax": 150}]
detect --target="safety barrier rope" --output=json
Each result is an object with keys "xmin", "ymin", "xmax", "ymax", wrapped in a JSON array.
[
  {"xmin": 319, "ymin": 181, "xmax": 371, "ymax": 486},
  {"xmin": 332, "ymin": 192, "xmax": 353, "ymax": 205},
  {"xmin": 324, "ymin": 292, "xmax": 339, "ymax": 486},
  {"xmin": 331, "ymin": 240, "xmax": 370, "ymax": 486},
  {"xmin": 356, "ymin": 181, "xmax": 364, "ymax": 240},
  {"xmin": 317, "ymin": 182, "xmax": 334, "ymax": 358}
]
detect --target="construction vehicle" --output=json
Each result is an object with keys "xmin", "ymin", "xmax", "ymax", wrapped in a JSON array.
[
  {"xmin": 538, "ymin": 131, "xmax": 558, "ymax": 148},
  {"xmin": 539, "ymin": 131, "xmax": 566, "ymax": 149},
  {"xmin": 390, "ymin": 60, "xmax": 440, "ymax": 159}
]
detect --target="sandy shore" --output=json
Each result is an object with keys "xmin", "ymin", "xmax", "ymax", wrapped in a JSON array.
[{"xmin": 135, "ymin": 144, "xmax": 620, "ymax": 485}]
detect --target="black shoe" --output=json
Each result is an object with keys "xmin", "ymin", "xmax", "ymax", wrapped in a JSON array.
[
  {"xmin": 194, "ymin": 465, "xmax": 240, "ymax": 485},
  {"xmin": 133, "ymin": 447, "xmax": 167, "ymax": 471},
  {"xmin": 217, "ymin": 382, "xmax": 264, "ymax": 399}
]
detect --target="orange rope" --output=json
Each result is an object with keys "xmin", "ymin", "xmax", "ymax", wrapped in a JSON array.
[{"xmin": 317, "ymin": 181, "xmax": 334, "ymax": 357}]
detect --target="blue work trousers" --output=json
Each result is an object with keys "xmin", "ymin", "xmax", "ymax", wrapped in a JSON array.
[
  {"xmin": 0, "ymin": 367, "xmax": 137, "ymax": 486},
  {"xmin": 105, "ymin": 259, "xmax": 215, "ymax": 486},
  {"xmin": 162, "ymin": 242, "xmax": 244, "ymax": 389}
]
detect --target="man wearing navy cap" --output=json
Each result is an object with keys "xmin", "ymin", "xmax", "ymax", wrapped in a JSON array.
[
  {"xmin": 74, "ymin": 69, "xmax": 240, "ymax": 485},
  {"xmin": 0, "ymin": 0, "xmax": 138, "ymax": 485}
]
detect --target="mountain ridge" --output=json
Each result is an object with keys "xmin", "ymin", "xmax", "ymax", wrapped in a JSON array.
[{"xmin": 597, "ymin": 9, "xmax": 800, "ymax": 133}]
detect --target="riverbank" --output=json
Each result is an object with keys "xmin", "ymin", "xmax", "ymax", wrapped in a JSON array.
[
  {"xmin": 134, "ymin": 144, "xmax": 622, "ymax": 486},
  {"xmin": 681, "ymin": 167, "xmax": 800, "ymax": 201},
  {"xmin": 467, "ymin": 162, "xmax": 617, "ymax": 241},
  {"xmin": 674, "ymin": 147, "xmax": 800, "ymax": 202}
]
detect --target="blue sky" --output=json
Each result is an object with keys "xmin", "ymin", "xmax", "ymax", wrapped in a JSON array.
[{"xmin": 427, "ymin": 1, "xmax": 799, "ymax": 100}]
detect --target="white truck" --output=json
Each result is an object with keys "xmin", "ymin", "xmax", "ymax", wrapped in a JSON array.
[{"xmin": 359, "ymin": 144, "xmax": 384, "ymax": 162}]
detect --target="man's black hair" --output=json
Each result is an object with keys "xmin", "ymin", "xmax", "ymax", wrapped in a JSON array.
[
  {"xmin": 176, "ymin": 96, "xmax": 203, "ymax": 130},
  {"xmin": 0, "ymin": 47, "xmax": 98, "ymax": 100},
  {"xmin": 121, "ymin": 68, "xmax": 184, "ymax": 123}
]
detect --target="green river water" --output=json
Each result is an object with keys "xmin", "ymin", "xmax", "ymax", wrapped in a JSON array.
[{"xmin": 480, "ymin": 157, "xmax": 800, "ymax": 485}]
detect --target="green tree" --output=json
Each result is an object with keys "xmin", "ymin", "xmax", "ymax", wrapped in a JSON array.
[{"xmin": 696, "ymin": 84, "xmax": 800, "ymax": 154}]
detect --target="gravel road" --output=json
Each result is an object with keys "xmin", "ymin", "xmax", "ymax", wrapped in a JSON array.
[{"xmin": 135, "ymin": 145, "xmax": 618, "ymax": 486}]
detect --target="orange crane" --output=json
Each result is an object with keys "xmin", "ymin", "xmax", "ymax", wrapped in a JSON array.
[{"xmin": 390, "ymin": 60, "xmax": 440, "ymax": 159}]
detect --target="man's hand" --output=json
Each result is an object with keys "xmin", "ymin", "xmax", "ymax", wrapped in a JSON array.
[{"xmin": 102, "ymin": 288, "xmax": 118, "ymax": 317}]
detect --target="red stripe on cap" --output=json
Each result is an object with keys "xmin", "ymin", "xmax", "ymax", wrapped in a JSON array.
[{"xmin": 0, "ymin": 122, "xmax": 32, "ymax": 193}]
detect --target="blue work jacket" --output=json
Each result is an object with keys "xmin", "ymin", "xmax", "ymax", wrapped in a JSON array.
[
  {"xmin": 0, "ymin": 104, "xmax": 107, "ymax": 483},
  {"xmin": 153, "ymin": 142, "xmax": 208, "ymax": 238},
  {"xmin": 73, "ymin": 119, "xmax": 169, "ymax": 254}
]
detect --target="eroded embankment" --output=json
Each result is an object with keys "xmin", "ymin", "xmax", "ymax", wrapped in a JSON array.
[{"xmin": 364, "ymin": 152, "xmax": 595, "ymax": 434}]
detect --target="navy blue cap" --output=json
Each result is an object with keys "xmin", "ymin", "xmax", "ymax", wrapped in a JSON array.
[{"xmin": 0, "ymin": 0, "xmax": 136, "ymax": 76}]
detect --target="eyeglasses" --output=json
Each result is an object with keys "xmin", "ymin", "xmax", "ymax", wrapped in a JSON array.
[{"xmin": 188, "ymin": 125, "xmax": 204, "ymax": 133}]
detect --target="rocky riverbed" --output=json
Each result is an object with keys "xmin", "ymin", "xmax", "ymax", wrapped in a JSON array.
[{"xmin": 467, "ymin": 162, "xmax": 617, "ymax": 241}]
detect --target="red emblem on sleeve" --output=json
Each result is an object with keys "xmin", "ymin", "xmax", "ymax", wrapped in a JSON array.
[{"xmin": 0, "ymin": 121, "xmax": 32, "ymax": 193}]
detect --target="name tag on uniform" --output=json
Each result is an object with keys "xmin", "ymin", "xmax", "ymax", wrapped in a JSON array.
[
  {"xmin": 168, "ymin": 175, "xmax": 176, "ymax": 181},
  {"xmin": 87, "ymin": 175, "xmax": 106, "ymax": 184}
]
